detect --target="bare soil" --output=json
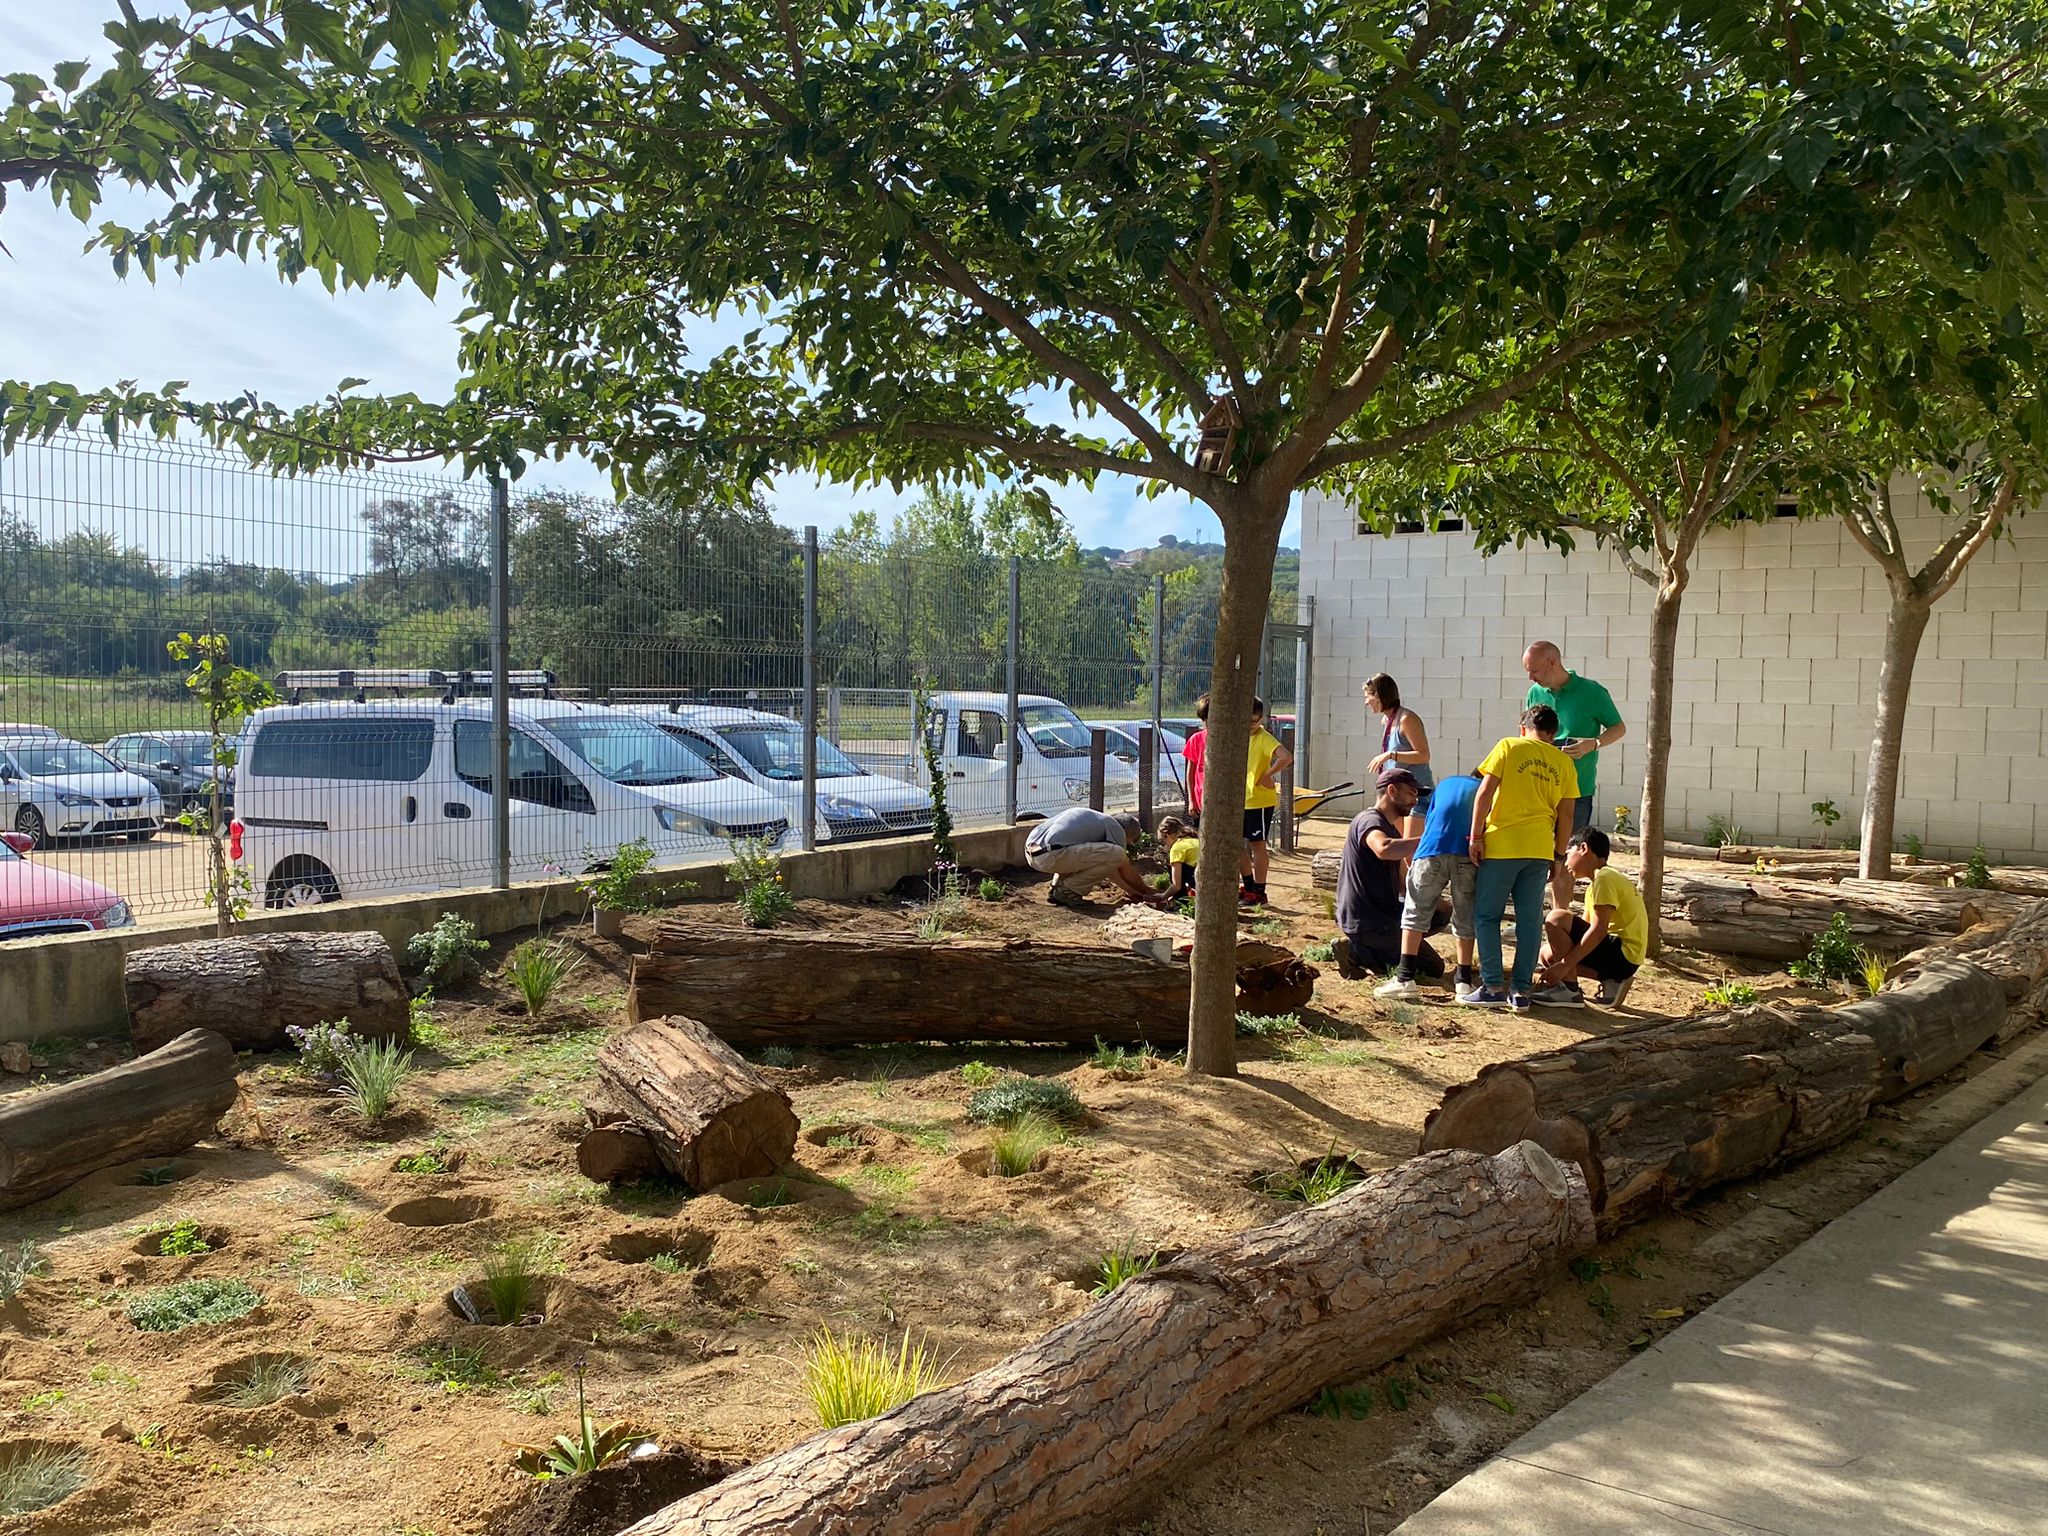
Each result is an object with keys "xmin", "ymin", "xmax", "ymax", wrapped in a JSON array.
[{"xmin": 2, "ymin": 824, "xmax": 2033, "ymax": 1536}]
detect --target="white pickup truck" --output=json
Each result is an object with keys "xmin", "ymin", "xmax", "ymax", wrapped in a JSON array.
[{"xmin": 848, "ymin": 691, "xmax": 1139, "ymax": 823}]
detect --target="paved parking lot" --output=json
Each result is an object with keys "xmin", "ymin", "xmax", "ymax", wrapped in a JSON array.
[{"xmin": 30, "ymin": 830, "xmax": 216, "ymax": 925}]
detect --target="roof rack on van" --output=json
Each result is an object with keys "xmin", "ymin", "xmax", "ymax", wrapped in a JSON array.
[
  {"xmin": 600, "ymin": 687, "xmax": 711, "ymax": 713},
  {"xmin": 273, "ymin": 668, "xmax": 559, "ymax": 704}
]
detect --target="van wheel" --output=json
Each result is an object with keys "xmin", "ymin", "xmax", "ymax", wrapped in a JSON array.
[{"xmin": 266, "ymin": 857, "xmax": 339, "ymax": 908}]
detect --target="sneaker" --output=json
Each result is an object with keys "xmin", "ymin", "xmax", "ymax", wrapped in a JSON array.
[
  {"xmin": 1374, "ymin": 976, "xmax": 1420, "ymax": 1002},
  {"xmin": 1528, "ymin": 984, "xmax": 1587, "ymax": 1008},
  {"xmin": 1454, "ymin": 976, "xmax": 1480, "ymax": 1003},
  {"xmin": 1596, "ymin": 977, "xmax": 1634, "ymax": 1007},
  {"xmin": 1463, "ymin": 987, "xmax": 1514, "ymax": 1008},
  {"xmin": 1509, "ymin": 992, "xmax": 1536, "ymax": 1013},
  {"xmin": 1238, "ymin": 888, "xmax": 1268, "ymax": 908},
  {"xmin": 1332, "ymin": 936, "xmax": 1363, "ymax": 981},
  {"xmin": 1048, "ymin": 885, "xmax": 1090, "ymax": 910}
]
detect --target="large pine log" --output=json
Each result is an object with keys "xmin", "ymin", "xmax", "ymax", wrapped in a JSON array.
[
  {"xmin": 590, "ymin": 1017, "xmax": 798, "ymax": 1191},
  {"xmin": 1656, "ymin": 870, "xmax": 2022, "ymax": 960},
  {"xmin": 622, "ymin": 1142, "xmax": 1593, "ymax": 1536},
  {"xmin": 125, "ymin": 931, "xmax": 409, "ymax": 1054},
  {"xmin": 2, "ymin": 1030, "xmax": 239, "ymax": 1211},
  {"xmin": 629, "ymin": 930, "xmax": 1189, "ymax": 1046},
  {"xmin": 1420, "ymin": 957, "xmax": 2008, "ymax": 1234}
]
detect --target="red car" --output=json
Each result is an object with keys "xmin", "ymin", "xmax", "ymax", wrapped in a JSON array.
[{"xmin": 0, "ymin": 831, "xmax": 134, "ymax": 939}]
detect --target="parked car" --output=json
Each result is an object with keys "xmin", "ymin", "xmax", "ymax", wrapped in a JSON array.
[
  {"xmin": 1087, "ymin": 718, "xmax": 1194, "ymax": 799},
  {"xmin": 0, "ymin": 830, "xmax": 135, "ymax": 938},
  {"xmin": 620, "ymin": 703, "xmax": 935, "ymax": 843},
  {"xmin": 234, "ymin": 695, "xmax": 789, "ymax": 907},
  {"xmin": 102, "ymin": 729, "xmax": 234, "ymax": 813},
  {"xmin": 847, "ymin": 691, "xmax": 1139, "ymax": 821},
  {"xmin": 0, "ymin": 734, "xmax": 165, "ymax": 849},
  {"xmin": 0, "ymin": 723, "xmax": 59, "ymax": 738}
]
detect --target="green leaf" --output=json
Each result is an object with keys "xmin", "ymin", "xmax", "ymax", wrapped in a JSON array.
[
  {"xmin": 480, "ymin": 0, "xmax": 530, "ymax": 35},
  {"xmin": 52, "ymin": 60, "xmax": 87, "ymax": 93}
]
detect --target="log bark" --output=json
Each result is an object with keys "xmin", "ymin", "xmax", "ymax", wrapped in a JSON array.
[
  {"xmin": 1421, "ymin": 957, "xmax": 2008, "ymax": 1234},
  {"xmin": 591, "ymin": 1017, "xmax": 798, "ymax": 1191},
  {"xmin": 575, "ymin": 1119, "xmax": 664, "ymax": 1185},
  {"xmin": 630, "ymin": 930, "xmax": 1189, "ymax": 1046},
  {"xmin": 621, "ymin": 1142, "xmax": 1594, "ymax": 1536},
  {"xmin": 125, "ymin": 931, "xmax": 408, "ymax": 1055},
  {"xmin": 1658, "ymin": 869, "xmax": 2022, "ymax": 961},
  {"xmin": 1, "ymin": 1030, "xmax": 239, "ymax": 1211}
]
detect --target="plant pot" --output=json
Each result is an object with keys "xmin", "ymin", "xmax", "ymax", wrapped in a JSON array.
[{"xmin": 592, "ymin": 907, "xmax": 627, "ymax": 940}]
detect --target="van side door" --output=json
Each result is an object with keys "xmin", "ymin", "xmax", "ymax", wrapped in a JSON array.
[{"xmin": 451, "ymin": 721, "xmax": 598, "ymax": 881}]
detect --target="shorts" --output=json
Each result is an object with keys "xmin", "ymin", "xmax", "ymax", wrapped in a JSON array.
[
  {"xmin": 1402, "ymin": 854, "xmax": 1476, "ymax": 938},
  {"xmin": 1567, "ymin": 914, "xmax": 1639, "ymax": 979},
  {"xmin": 1243, "ymin": 807, "xmax": 1274, "ymax": 842},
  {"xmin": 1569, "ymin": 796, "xmax": 1594, "ymax": 836}
]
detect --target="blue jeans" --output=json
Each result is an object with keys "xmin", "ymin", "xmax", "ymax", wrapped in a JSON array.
[{"xmin": 1474, "ymin": 857, "xmax": 1551, "ymax": 993}]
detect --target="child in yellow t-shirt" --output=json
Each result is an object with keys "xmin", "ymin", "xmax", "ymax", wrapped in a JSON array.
[
  {"xmin": 1158, "ymin": 815, "xmax": 1199, "ymax": 901},
  {"xmin": 1537, "ymin": 826, "xmax": 1647, "ymax": 1006},
  {"xmin": 1238, "ymin": 697, "xmax": 1293, "ymax": 908}
]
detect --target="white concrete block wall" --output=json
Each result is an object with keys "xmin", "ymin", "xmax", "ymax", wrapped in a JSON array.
[{"xmin": 1296, "ymin": 483, "xmax": 2048, "ymax": 860}]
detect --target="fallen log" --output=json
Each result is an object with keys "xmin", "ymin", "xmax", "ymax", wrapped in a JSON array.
[
  {"xmin": 629, "ymin": 930, "xmax": 1188, "ymax": 1046},
  {"xmin": 2, "ymin": 1030, "xmax": 239, "ymax": 1212},
  {"xmin": 125, "ymin": 931, "xmax": 409, "ymax": 1055},
  {"xmin": 1094, "ymin": 909, "xmax": 1318, "ymax": 1011},
  {"xmin": 620, "ymin": 1142, "xmax": 1593, "ymax": 1536},
  {"xmin": 587, "ymin": 1017, "xmax": 798, "ymax": 1191},
  {"xmin": 575, "ymin": 1117, "xmax": 664, "ymax": 1185},
  {"xmin": 1420, "ymin": 956, "xmax": 2007, "ymax": 1234},
  {"xmin": 1658, "ymin": 870, "xmax": 2023, "ymax": 961}
]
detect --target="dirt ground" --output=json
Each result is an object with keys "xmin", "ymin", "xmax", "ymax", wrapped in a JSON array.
[{"xmin": 2, "ymin": 823, "xmax": 2035, "ymax": 1536}]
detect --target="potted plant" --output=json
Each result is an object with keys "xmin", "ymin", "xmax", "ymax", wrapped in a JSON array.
[{"xmin": 579, "ymin": 837, "xmax": 661, "ymax": 938}]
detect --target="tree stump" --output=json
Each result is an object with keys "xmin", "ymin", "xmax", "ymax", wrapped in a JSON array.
[
  {"xmin": 629, "ymin": 929, "xmax": 1188, "ymax": 1046},
  {"xmin": 1658, "ymin": 870, "xmax": 2022, "ymax": 960},
  {"xmin": 619, "ymin": 1143, "xmax": 1593, "ymax": 1536},
  {"xmin": 587, "ymin": 1017, "xmax": 798, "ymax": 1191},
  {"xmin": 1420, "ymin": 956, "xmax": 2009, "ymax": 1233},
  {"xmin": 125, "ymin": 931, "xmax": 409, "ymax": 1054},
  {"xmin": 2, "ymin": 1030, "xmax": 240, "ymax": 1211}
]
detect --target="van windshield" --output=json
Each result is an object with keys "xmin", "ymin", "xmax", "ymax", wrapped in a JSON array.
[
  {"xmin": 541, "ymin": 717, "xmax": 722, "ymax": 785},
  {"xmin": 715, "ymin": 725, "xmax": 863, "ymax": 781},
  {"xmin": 1019, "ymin": 704, "xmax": 1094, "ymax": 759}
]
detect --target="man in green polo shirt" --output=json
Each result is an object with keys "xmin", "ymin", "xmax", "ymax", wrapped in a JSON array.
[{"xmin": 1523, "ymin": 640, "xmax": 1626, "ymax": 906}]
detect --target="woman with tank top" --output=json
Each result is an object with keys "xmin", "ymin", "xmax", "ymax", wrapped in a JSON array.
[{"xmin": 1365, "ymin": 673, "xmax": 1433, "ymax": 840}]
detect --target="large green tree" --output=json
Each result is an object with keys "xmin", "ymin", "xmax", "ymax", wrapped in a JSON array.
[{"xmin": 4, "ymin": 1, "xmax": 2037, "ymax": 1071}]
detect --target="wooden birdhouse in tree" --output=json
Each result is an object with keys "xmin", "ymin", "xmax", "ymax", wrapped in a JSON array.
[{"xmin": 1193, "ymin": 396, "xmax": 1241, "ymax": 475}]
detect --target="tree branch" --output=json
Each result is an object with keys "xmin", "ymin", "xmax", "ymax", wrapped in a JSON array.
[{"xmin": 1923, "ymin": 462, "xmax": 2017, "ymax": 604}]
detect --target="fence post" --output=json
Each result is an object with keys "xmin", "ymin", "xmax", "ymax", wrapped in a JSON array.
[
  {"xmin": 489, "ymin": 474, "xmax": 511, "ymax": 891},
  {"xmin": 826, "ymin": 685, "xmax": 841, "ymax": 745},
  {"xmin": 1005, "ymin": 556, "xmax": 1021, "ymax": 825},
  {"xmin": 1296, "ymin": 594, "xmax": 1315, "ymax": 791},
  {"xmin": 1137, "ymin": 725, "xmax": 1155, "ymax": 831},
  {"xmin": 801, "ymin": 526, "xmax": 819, "ymax": 853},
  {"xmin": 1278, "ymin": 723, "xmax": 1297, "ymax": 854},
  {"xmin": 1150, "ymin": 569, "xmax": 1165, "ymax": 743},
  {"xmin": 1089, "ymin": 728, "xmax": 1107, "ymax": 811}
]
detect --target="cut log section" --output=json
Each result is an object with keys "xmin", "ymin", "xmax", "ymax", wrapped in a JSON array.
[
  {"xmin": 629, "ymin": 929, "xmax": 1189, "ymax": 1046},
  {"xmin": 620, "ymin": 1142, "xmax": 1593, "ymax": 1536},
  {"xmin": 2, "ymin": 1030, "xmax": 239, "ymax": 1212},
  {"xmin": 1095, "ymin": 908, "xmax": 1318, "ymax": 1012},
  {"xmin": 575, "ymin": 1117, "xmax": 664, "ymax": 1185},
  {"xmin": 1658, "ymin": 870, "xmax": 2022, "ymax": 960},
  {"xmin": 125, "ymin": 931, "xmax": 409, "ymax": 1055},
  {"xmin": 1420, "ymin": 956, "xmax": 2009, "ymax": 1234},
  {"xmin": 586, "ymin": 1017, "xmax": 798, "ymax": 1191}
]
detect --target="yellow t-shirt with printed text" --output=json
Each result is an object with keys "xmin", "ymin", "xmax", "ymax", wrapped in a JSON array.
[
  {"xmin": 1476, "ymin": 736, "xmax": 1576, "ymax": 862},
  {"xmin": 1586, "ymin": 865, "xmax": 1648, "ymax": 965},
  {"xmin": 1245, "ymin": 727, "xmax": 1282, "ymax": 810},
  {"xmin": 1168, "ymin": 837, "xmax": 1200, "ymax": 869}
]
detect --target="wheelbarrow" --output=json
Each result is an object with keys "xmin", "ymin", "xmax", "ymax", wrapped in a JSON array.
[{"xmin": 1291, "ymin": 780, "xmax": 1373, "ymax": 818}]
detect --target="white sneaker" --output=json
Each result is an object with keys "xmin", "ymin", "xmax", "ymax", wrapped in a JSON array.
[
  {"xmin": 1374, "ymin": 977, "xmax": 1420, "ymax": 1002},
  {"xmin": 1453, "ymin": 976, "xmax": 1479, "ymax": 1002},
  {"xmin": 1528, "ymin": 984, "xmax": 1587, "ymax": 1008}
]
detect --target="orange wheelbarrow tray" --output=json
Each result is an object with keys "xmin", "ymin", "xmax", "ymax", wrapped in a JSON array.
[{"xmin": 1291, "ymin": 780, "xmax": 1372, "ymax": 818}]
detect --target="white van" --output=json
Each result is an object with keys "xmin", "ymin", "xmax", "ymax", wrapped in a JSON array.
[
  {"xmin": 848, "ymin": 691, "xmax": 1139, "ymax": 822},
  {"xmin": 234, "ymin": 696, "xmax": 785, "ymax": 907},
  {"xmin": 619, "ymin": 703, "xmax": 934, "ymax": 843}
]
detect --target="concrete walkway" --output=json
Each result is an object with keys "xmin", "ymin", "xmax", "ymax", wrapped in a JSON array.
[{"xmin": 1395, "ymin": 1078, "xmax": 2048, "ymax": 1536}]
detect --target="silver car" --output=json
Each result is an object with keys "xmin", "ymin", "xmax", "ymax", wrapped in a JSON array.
[{"xmin": 0, "ymin": 734, "xmax": 165, "ymax": 848}]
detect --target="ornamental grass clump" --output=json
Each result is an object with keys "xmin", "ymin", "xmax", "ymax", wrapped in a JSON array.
[
  {"xmin": 988, "ymin": 1112, "xmax": 1061, "ymax": 1177},
  {"xmin": 480, "ymin": 1234, "xmax": 547, "ymax": 1325},
  {"xmin": 335, "ymin": 1036, "xmax": 415, "ymax": 1122},
  {"xmin": 0, "ymin": 1443, "xmax": 92, "ymax": 1518},
  {"xmin": 1089, "ymin": 1241, "xmax": 1163, "ymax": 1297},
  {"xmin": 801, "ymin": 1328, "xmax": 947, "ymax": 1429},
  {"xmin": 503, "ymin": 937, "xmax": 583, "ymax": 1017},
  {"xmin": 209, "ymin": 1355, "xmax": 312, "ymax": 1408}
]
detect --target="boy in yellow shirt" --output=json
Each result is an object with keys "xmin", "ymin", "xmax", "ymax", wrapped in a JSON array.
[
  {"xmin": 1238, "ymin": 698, "xmax": 1292, "ymax": 909},
  {"xmin": 1537, "ymin": 827, "xmax": 1647, "ymax": 1006},
  {"xmin": 1467, "ymin": 704, "xmax": 1576, "ymax": 1009}
]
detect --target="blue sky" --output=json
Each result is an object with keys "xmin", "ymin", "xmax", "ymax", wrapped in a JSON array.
[{"xmin": 0, "ymin": 10, "xmax": 1291, "ymax": 554}]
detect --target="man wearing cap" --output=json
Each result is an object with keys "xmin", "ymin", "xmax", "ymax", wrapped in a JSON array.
[
  {"xmin": 1333, "ymin": 767, "xmax": 1443, "ymax": 981},
  {"xmin": 1024, "ymin": 807, "xmax": 1164, "ymax": 909}
]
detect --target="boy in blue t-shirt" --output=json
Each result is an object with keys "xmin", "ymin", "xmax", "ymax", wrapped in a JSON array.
[{"xmin": 1375, "ymin": 773, "xmax": 1482, "ymax": 1002}]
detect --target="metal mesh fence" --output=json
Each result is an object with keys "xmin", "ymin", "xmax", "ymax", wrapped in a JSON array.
[{"xmin": 0, "ymin": 430, "xmax": 1301, "ymax": 926}]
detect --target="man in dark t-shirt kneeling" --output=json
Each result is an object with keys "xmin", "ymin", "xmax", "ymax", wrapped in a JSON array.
[{"xmin": 1333, "ymin": 768, "xmax": 1444, "ymax": 980}]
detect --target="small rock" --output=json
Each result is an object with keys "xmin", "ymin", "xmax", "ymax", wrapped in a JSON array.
[
  {"xmin": 0, "ymin": 1042, "xmax": 30, "ymax": 1075},
  {"xmin": 102, "ymin": 1421, "xmax": 134, "ymax": 1442}
]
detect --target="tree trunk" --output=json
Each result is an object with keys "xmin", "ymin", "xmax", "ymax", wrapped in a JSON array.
[
  {"xmin": 575, "ymin": 1119, "xmax": 664, "ymax": 1184},
  {"xmin": 591, "ymin": 1017, "xmax": 799, "ymax": 1191},
  {"xmin": 620, "ymin": 1142, "xmax": 1593, "ymax": 1536},
  {"xmin": 124, "ymin": 931, "xmax": 409, "ymax": 1055},
  {"xmin": 1858, "ymin": 593, "xmax": 1932, "ymax": 881},
  {"xmin": 629, "ymin": 929, "xmax": 1190, "ymax": 1046},
  {"xmin": 1421, "ymin": 956, "xmax": 2007, "ymax": 1234},
  {"xmin": 1, "ymin": 1030, "xmax": 240, "ymax": 1211},
  {"xmin": 1188, "ymin": 502, "xmax": 1288, "ymax": 1077},
  {"xmin": 1657, "ymin": 868, "xmax": 2018, "ymax": 960},
  {"xmin": 1637, "ymin": 571, "xmax": 1688, "ymax": 958}
]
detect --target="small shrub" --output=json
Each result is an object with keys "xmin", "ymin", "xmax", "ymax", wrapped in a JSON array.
[
  {"xmin": 801, "ymin": 1328, "xmax": 946, "ymax": 1428},
  {"xmin": 1702, "ymin": 980, "xmax": 1759, "ymax": 1009},
  {"xmin": 1302, "ymin": 939, "xmax": 1335, "ymax": 964},
  {"xmin": 743, "ymin": 1177, "xmax": 797, "ymax": 1209},
  {"xmin": 480, "ymin": 1235, "xmax": 547, "ymax": 1324},
  {"xmin": 407, "ymin": 991, "xmax": 448, "ymax": 1048},
  {"xmin": 928, "ymin": 870, "xmax": 970, "ymax": 926},
  {"xmin": 158, "ymin": 1219, "xmax": 212, "ymax": 1257},
  {"xmin": 1611, "ymin": 805, "xmax": 1633, "ymax": 837},
  {"xmin": 1810, "ymin": 798, "xmax": 1841, "ymax": 845},
  {"xmin": 1090, "ymin": 1038, "xmax": 1160, "ymax": 1075},
  {"xmin": 334, "ymin": 1036, "xmax": 415, "ymax": 1122},
  {"xmin": 1146, "ymin": 872, "xmax": 1170, "ymax": 891},
  {"xmin": 752, "ymin": 1045, "xmax": 798, "ymax": 1069},
  {"xmin": 976, "ymin": 877, "xmax": 1005, "ymax": 902},
  {"xmin": 1235, "ymin": 1011, "xmax": 1302, "ymax": 1039},
  {"xmin": 1248, "ymin": 918, "xmax": 1286, "ymax": 937},
  {"xmin": 135, "ymin": 1163, "xmax": 182, "ymax": 1186},
  {"xmin": 730, "ymin": 837, "xmax": 798, "ymax": 928},
  {"xmin": 913, "ymin": 909, "xmax": 950, "ymax": 942},
  {"xmin": 511, "ymin": 1361, "xmax": 650, "ymax": 1479},
  {"xmin": 1899, "ymin": 830, "xmax": 1924, "ymax": 859},
  {"xmin": 1089, "ymin": 1241, "xmax": 1162, "ymax": 1297},
  {"xmin": 959, "ymin": 1060, "xmax": 1000, "ymax": 1088},
  {"xmin": 1701, "ymin": 813, "xmax": 1745, "ymax": 849},
  {"xmin": 1963, "ymin": 843, "xmax": 1992, "ymax": 889},
  {"xmin": 393, "ymin": 1143, "xmax": 453, "ymax": 1175},
  {"xmin": 647, "ymin": 1251, "xmax": 693, "ymax": 1276},
  {"xmin": 408, "ymin": 913, "xmax": 489, "ymax": 988},
  {"xmin": 127, "ymin": 1277, "xmax": 263, "ymax": 1332},
  {"xmin": 0, "ymin": 1443, "xmax": 92, "ymax": 1518},
  {"xmin": 579, "ymin": 836, "xmax": 662, "ymax": 916},
  {"xmin": 285, "ymin": 1017, "xmax": 355, "ymax": 1078},
  {"xmin": 1788, "ymin": 912, "xmax": 1860, "ymax": 985},
  {"xmin": 1857, "ymin": 947, "xmax": 1890, "ymax": 996},
  {"xmin": 210, "ymin": 1356, "xmax": 312, "ymax": 1408},
  {"xmin": 1257, "ymin": 1150, "xmax": 1363, "ymax": 1205},
  {"xmin": 966, "ymin": 1077, "xmax": 1084, "ymax": 1126},
  {"xmin": 503, "ymin": 937, "xmax": 583, "ymax": 1017},
  {"xmin": 0, "ymin": 1240, "xmax": 48, "ymax": 1300},
  {"xmin": 410, "ymin": 1341, "xmax": 497, "ymax": 1390},
  {"xmin": 989, "ymin": 1112, "xmax": 1061, "ymax": 1177}
]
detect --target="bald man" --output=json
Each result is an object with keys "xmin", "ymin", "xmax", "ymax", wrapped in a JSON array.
[{"xmin": 1523, "ymin": 641, "xmax": 1625, "ymax": 906}]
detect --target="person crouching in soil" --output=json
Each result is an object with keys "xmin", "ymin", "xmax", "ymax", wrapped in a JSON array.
[
  {"xmin": 1025, "ymin": 808, "xmax": 1166, "ymax": 909},
  {"xmin": 1156, "ymin": 814, "xmax": 1199, "ymax": 903},
  {"xmin": 1332, "ymin": 768, "xmax": 1438, "ymax": 980}
]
